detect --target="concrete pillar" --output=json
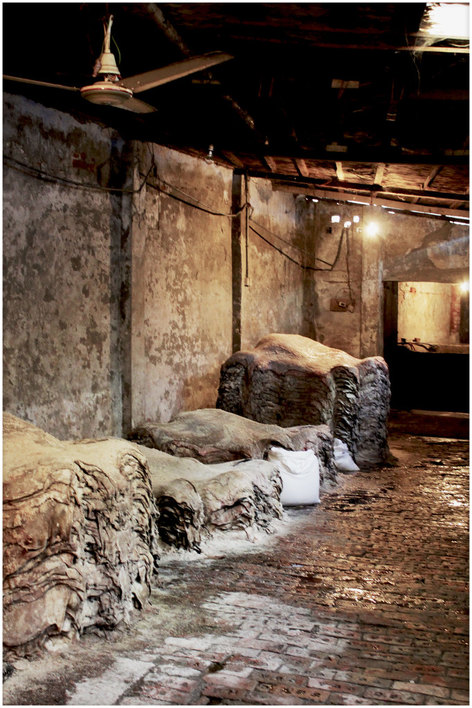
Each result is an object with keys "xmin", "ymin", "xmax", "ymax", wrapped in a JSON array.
[
  {"xmin": 231, "ymin": 173, "xmax": 243, "ymax": 353},
  {"xmin": 360, "ymin": 229, "xmax": 383, "ymax": 358}
]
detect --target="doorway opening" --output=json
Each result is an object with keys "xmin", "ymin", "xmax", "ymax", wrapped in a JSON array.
[{"xmin": 383, "ymin": 281, "xmax": 469, "ymax": 412}]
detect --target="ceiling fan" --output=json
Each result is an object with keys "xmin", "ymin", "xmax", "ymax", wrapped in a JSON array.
[{"xmin": 3, "ymin": 15, "xmax": 233, "ymax": 114}]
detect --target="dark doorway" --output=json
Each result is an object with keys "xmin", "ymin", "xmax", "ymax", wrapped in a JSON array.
[{"xmin": 383, "ymin": 281, "xmax": 469, "ymax": 412}]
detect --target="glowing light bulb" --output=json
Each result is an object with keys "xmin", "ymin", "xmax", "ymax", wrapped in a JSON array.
[
  {"xmin": 459, "ymin": 280, "xmax": 469, "ymax": 294},
  {"xmin": 331, "ymin": 215, "xmax": 341, "ymax": 223},
  {"xmin": 344, "ymin": 221, "xmax": 352, "ymax": 228},
  {"xmin": 365, "ymin": 222, "xmax": 379, "ymax": 237},
  {"xmin": 353, "ymin": 215, "xmax": 360, "ymax": 223}
]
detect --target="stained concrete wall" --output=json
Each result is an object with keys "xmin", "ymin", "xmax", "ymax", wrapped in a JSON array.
[
  {"xmin": 304, "ymin": 201, "xmax": 364, "ymax": 357},
  {"xmin": 241, "ymin": 181, "xmax": 311, "ymax": 350},
  {"xmin": 129, "ymin": 144, "xmax": 233, "ymax": 425},
  {"xmin": 3, "ymin": 93, "xmax": 127, "ymax": 439},
  {"xmin": 3, "ymin": 92, "xmax": 469, "ymax": 436}
]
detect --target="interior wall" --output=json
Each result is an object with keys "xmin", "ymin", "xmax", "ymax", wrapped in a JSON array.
[
  {"xmin": 3, "ymin": 93, "xmax": 127, "ymax": 439},
  {"xmin": 397, "ymin": 282, "xmax": 454, "ymax": 344},
  {"xmin": 307, "ymin": 201, "xmax": 363, "ymax": 357},
  {"xmin": 240, "ymin": 181, "xmax": 311, "ymax": 350},
  {"xmin": 129, "ymin": 144, "xmax": 233, "ymax": 426},
  {"xmin": 3, "ymin": 93, "xmax": 469, "ymax": 437}
]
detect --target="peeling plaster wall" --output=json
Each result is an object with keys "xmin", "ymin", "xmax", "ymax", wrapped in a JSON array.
[
  {"xmin": 241, "ymin": 181, "xmax": 310, "ymax": 350},
  {"xmin": 130, "ymin": 144, "xmax": 233, "ymax": 425},
  {"xmin": 3, "ymin": 93, "xmax": 126, "ymax": 439}
]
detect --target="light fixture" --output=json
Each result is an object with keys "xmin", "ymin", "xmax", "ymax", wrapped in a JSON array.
[
  {"xmin": 331, "ymin": 215, "xmax": 341, "ymax": 223},
  {"xmin": 312, "ymin": 198, "xmax": 319, "ymax": 203},
  {"xmin": 344, "ymin": 220, "xmax": 352, "ymax": 228},
  {"xmin": 204, "ymin": 144, "xmax": 215, "ymax": 163},
  {"xmin": 353, "ymin": 215, "xmax": 360, "ymax": 223},
  {"xmin": 459, "ymin": 280, "xmax": 469, "ymax": 294},
  {"xmin": 365, "ymin": 221, "xmax": 379, "ymax": 237},
  {"xmin": 419, "ymin": 3, "xmax": 469, "ymax": 40}
]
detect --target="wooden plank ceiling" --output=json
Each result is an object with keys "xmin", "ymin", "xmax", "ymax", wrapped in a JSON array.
[{"xmin": 3, "ymin": 3, "xmax": 469, "ymax": 216}]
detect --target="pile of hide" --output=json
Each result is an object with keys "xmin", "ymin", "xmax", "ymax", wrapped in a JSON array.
[
  {"xmin": 3, "ymin": 414, "xmax": 157, "ymax": 658},
  {"xmin": 129, "ymin": 407, "xmax": 336, "ymax": 488},
  {"xmin": 216, "ymin": 334, "xmax": 391, "ymax": 467},
  {"xmin": 138, "ymin": 445, "xmax": 284, "ymax": 552}
]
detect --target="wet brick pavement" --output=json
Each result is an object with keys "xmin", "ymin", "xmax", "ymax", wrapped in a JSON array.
[{"xmin": 3, "ymin": 433, "xmax": 469, "ymax": 705}]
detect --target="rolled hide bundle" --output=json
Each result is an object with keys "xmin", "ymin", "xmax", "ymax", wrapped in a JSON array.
[
  {"xmin": 129, "ymin": 407, "xmax": 336, "ymax": 487},
  {"xmin": 138, "ymin": 446, "xmax": 283, "ymax": 552},
  {"xmin": 217, "ymin": 334, "xmax": 391, "ymax": 466},
  {"xmin": 3, "ymin": 414, "xmax": 157, "ymax": 657}
]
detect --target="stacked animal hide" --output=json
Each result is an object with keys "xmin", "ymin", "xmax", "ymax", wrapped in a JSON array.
[
  {"xmin": 216, "ymin": 334, "xmax": 391, "ymax": 466},
  {"xmin": 3, "ymin": 414, "xmax": 157, "ymax": 657},
  {"xmin": 129, "ymin": 407, "xmax": 335, "ymax": 487},
  {"xmin": 139, "ymin": 445, "xmax": 284, "ymax": 553}
]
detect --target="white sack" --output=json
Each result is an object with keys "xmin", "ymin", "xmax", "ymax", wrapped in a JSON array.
[
  {"xmin": 268, "ymin": 447, "xmax": 320, "ymax": 506},
  {"xmin": 333, "ymin": 438, "xmax": 360, "ymax": 472}
]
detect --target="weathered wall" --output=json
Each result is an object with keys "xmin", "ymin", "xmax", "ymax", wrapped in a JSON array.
[
  {"xmin": 129, "ymin": 144, "xmax": 233, "ymax": 425},
  {"xmin": 383, "ymin": 215, "xmax": 469, "ymax": 283},
  {"xmin": 3, "ymin": 93, "xmax": 128, "ymax": 439},
  {"xmin": 4, "ymin": 92, "xmax": 468, "ymax": 435},
  {"xmin": 305, "ymin": 201, "xmax": 364, "ymax": 357},
  {"xmin": 397, "ymin": 282, "xmax": 454, "ymax": 344},
  {"xmin": 308, "ymin": 201, "xmax": 469, "ymax": 358},
  {"xmin": 241, "ymin": 181, "xmax": 311, "ymax": 350}
]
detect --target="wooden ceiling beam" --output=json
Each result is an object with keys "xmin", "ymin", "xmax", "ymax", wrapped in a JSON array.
[
  {"xmin": 294, "ymin": 158, "xmax": 310, "ymax": 177},
  {"xmin": 374, "ymin": 163, "xmax": 386, "ymax": 186},
  {"xmin": 222, "ymin": 151, "xmax": 245, "ymax": 168},
  {"xmin": 243, "ymin": 170, "xmax": 468, "ymax": 203},
  {"xmin": 271, "ymin": 183, "xmax": 469, "ymax": 219},
  {"xmin": 335, "ymin": 162, "xmax": 344, "ymax": 181},
  {"xmin": 238, "ymin": 149, "xmax": 469, "ymax": 166},
  {"xmin": 424, "ymin": 165, "xmax": 442, "ymax": 189},
  {"xmin": 263, "ymin": 156, "xmax": 278, "ymax": 172}
]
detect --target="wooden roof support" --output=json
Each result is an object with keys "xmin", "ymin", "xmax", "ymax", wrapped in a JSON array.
[
  {"xmin": 374, "ymin": 163, "xmax": 385, "ymax": 186},
  {"xmin": 294, "ymin": 158, "xmax": 310, "ymax": 177},
  {"xmin": 263, "ymin": 156, "xmax": 278, "ymax": 172},
  {"xmin": 335, "ymin": 162, "xmax": 344, "ymax": 181},
  {"xmin": 271, "ymin": 183, "xmax": 469, "ymax": 219},
  {"xmin": 222, "ymin": 151, "xmax": 245, "ymax": 168},
  {"xmin": 424, "ymin": 165, "xmax": 442, "ymax": 189}
]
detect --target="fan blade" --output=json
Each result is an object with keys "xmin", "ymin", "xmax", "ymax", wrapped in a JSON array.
[
  {"xmin": 3, "ymin": 75, "xmax": 79, "ymax": 92},
  {"xmin": 118, "ymin": 51, "xmax": 233, "ymax": 94},
  {"xmin": 118, "ymin": 97, "xmax": 157, "ymax": 114}
]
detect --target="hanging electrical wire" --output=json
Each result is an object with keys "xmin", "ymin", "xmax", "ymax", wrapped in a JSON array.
[
  {"xmin": 5, "ymin": 148, "xmax": 352, "ymax": 276},
  {"xmin": 3, "ymin": 154, "xmax": 154, "ymax": 194},
  {"xmin": 249, "ymin": 222, "xmax": 347, "ymax": 272}
]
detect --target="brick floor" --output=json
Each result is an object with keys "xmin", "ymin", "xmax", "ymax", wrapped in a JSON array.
[{"xmin": 3, "ymin": 433, "xmax": 468, "ymax": 705}]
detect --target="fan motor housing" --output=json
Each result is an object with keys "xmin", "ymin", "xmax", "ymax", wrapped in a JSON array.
[{"xmin": 80, "ymin": 82, "xmax": 133, "ymax": 107}]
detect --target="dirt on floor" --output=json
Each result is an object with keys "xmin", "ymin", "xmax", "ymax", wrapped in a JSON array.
[{"xmin": 3, "ymin": 420, "xmax": 469, "ymax": 706}]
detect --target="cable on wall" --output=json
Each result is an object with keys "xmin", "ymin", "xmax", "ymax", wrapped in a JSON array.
[
  {"xmin": 3, "ymin": 154, "xmax": 154, "ymax": 194},
  {"xmin": 249, "ymin": 223, "xmax": 347, "ymax": 272},
  {"xmin": 5, "ymin": 151, "xmax": 350, "ymax": 275}
]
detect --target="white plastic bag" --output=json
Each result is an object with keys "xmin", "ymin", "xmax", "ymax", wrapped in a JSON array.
[
  {"xmin": 267, "ymin": 447, "xmax": 320, "ymax": 506},
  {"xmin": 333, "ymin": 438, "xmax": 360, "ymax": 472}
]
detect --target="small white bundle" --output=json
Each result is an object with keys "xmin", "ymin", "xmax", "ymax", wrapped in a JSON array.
[
  {"xmin": 333, "ymin": 438, "xmax": 360, "ymax": 473},
  {"xmin": 267, "ymin": 447, "xmax": 320, "ymax": 506}
]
